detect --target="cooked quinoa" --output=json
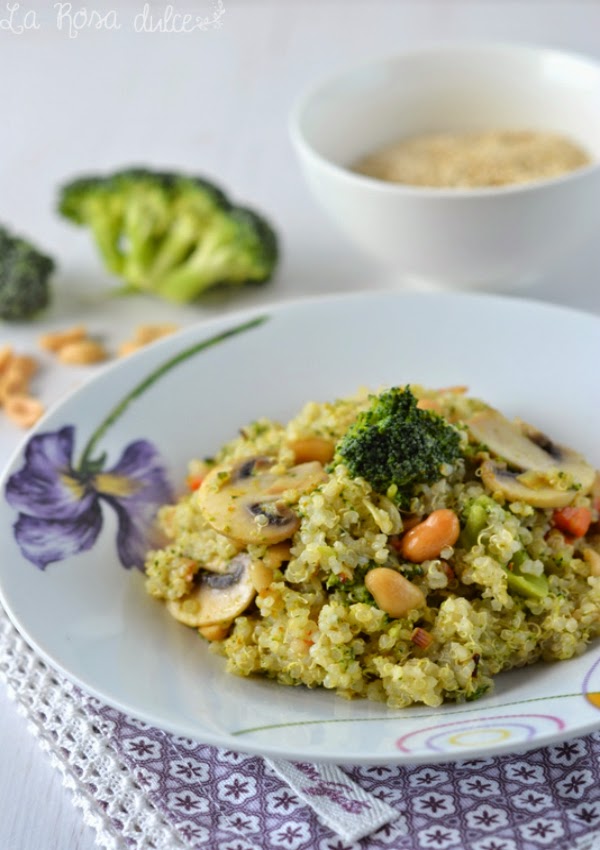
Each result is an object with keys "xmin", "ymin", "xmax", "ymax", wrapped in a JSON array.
[{"xmin": 145, "ymin": 386, "xmax": 600, "ymax": 709}]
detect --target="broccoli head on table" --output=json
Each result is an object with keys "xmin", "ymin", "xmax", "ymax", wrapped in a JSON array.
[
  {"xmin": 0, "ymin": 225, "xmax": 54, "ymax": 321},
  {"xmin": 58, "ymin": 168, "xmax": 279, "ymax": 302}
]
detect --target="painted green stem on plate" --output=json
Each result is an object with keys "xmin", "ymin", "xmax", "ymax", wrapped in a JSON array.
[
  {"xmin": 231, "ymin": 691, "xmax": 583, "ymax": 737},
  {"xmin": 78, "ymin": 315, "xmax": 268, "ymax": 471}
]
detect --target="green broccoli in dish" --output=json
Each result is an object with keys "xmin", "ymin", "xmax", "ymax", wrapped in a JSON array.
[
  {"xmin": 336, "ymin": 386, "xmax": 462, "ymax": 505},
  {"xmin": 58, "ymin": 168, "xmax": 278, "ymax": 302},
  {"xmin": 0, "ymin": 225, "xmax": 54, "ymax": 321}
]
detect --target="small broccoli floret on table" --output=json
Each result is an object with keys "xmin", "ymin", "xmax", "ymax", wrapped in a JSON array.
[
  {"xmin": 58, "ymin": 168, "xmax": 279, "ymax": 302},
  {"xmin": 335, "ymin": 386, "xmax": 462, "ymax": 505},
  {"xmin": 0, "ymin": 226, "xmax": 54, "ymax": 321}
]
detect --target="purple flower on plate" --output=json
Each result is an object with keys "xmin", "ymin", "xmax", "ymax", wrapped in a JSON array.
[
  {"xmin": 3, "ymin": 316, "xmax": 267, "ymax": 572},
  {"xmin": 5, "ymin": 425, "xmax": 172, "ymax": 570}
]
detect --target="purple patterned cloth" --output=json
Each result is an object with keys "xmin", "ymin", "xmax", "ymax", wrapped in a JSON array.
[{"xmin": 83, "ymin": 696, "xmax": 600, "ymax": 850}]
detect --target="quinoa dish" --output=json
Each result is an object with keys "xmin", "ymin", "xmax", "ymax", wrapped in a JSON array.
[{"xmin": 145, "ymin": 386, "xmax": 600, "ymax": 708}]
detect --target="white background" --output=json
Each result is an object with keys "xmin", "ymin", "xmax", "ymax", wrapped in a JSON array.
[{"xmin": 1, "ymin": 1, "xmax": 600, "ymax": 848}]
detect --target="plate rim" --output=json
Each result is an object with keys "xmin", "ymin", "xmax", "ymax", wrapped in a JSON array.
[{"xmin": 1, "ymin": 289, "xmax": 599, "ymax": 766}]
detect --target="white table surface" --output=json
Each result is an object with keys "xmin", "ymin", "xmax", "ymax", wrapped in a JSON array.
[{"xmin": 1, "ymin": 1, "xmax": 600, "ymax": 848}]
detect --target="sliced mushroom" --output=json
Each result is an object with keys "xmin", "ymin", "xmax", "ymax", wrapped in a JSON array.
[
  {"xmin": 480, "ymin": 462, "xmax": 578, "ymax": 509},
  {"xmin": 468, "ymin": 410, "xmax": 553, "ymax": 469},
  {"xmin": 167, "ymin": 553, "xmax": 255, "ymax": 628},
  {"xmin": 468, "ymin": 409, "xmax": 595, "ymax": 508},
  {"xmin": 197, "ymin": 455, "xmax": 327, "ymax": 544}
]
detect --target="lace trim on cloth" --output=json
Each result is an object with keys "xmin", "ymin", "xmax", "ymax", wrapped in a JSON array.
[{"xmin": 0, "ymin": 607, "xmax": 184, "ymax": 850}]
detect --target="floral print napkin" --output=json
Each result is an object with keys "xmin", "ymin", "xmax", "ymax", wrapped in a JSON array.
[{"xmin": 83, "ymin": 694, "xmax": 600, "ymax": 850}]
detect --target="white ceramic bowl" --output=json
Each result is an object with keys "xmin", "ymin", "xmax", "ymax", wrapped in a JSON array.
[{"xmin": 290, "ymin": 44, "xmax": 600, "ymax": 289}]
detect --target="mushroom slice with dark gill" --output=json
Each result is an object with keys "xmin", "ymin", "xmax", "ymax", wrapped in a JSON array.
[
  {"xmin": 468, "ymin": 409, "xmax": 595, "ymax": 508},
  {"xmin": 196, "ymin": 455, "xmax": 327, "ymax": 544},
  {"xmin": 166, "ymin": 553, "xmax": 255, "ymax": 629}
]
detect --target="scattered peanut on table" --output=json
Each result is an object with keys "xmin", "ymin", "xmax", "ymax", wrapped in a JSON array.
[
  {"xmin": 39, "ymin": 324, "xmax": 108, "ymax": 365},
  {"xmin": 118, "ymin": 323, "xmax": 180, "ymax": 356},
  {"xmin": 0, "ymin": 345, "xmax": 44, "ymax": 429},
  {"xmin": 3, "ymin": 321, "xmax": 181, "ymax": 430},
  {"xmin": 38, "ymin": 324, "xmax": 87, "ymax": 353},
  {"xmin": 4, "ymin": 395, "xmax": 45, "ymax": 429},
  {"xmin": 57, "ymin": 338, "xmax": 108, "ymax": 365}
]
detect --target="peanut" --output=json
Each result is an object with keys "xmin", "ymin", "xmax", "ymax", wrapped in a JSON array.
[
  {"xmin": 250, "ymin": 560, "xmax": 274, "ymax": 592},
  {"xmin": 288, "ymin": 437, "xmax": 335, "ymax": 466},
  {"xmin": 400, "ymin": 509, "xmax": 460, "ymax": 562},
  {"xmin": 0, "ymin": 351, "xmax": 39, "ymax": 403},
  {"xmin": 39, "ymin": 324, "xmax": 87, "ymax": 353},
  {"xmin": 583, "ymin": 547, "xmax": 600, "ymax": 577},
  {"xmin": 4, "ymin": 395, "xmax": 45, "ymax": 429},
  {"xmin": 134, "ymin": 323, "xmax": 179, "ymax": 345},
  {"xmin": 58, "ymin": 339, "xmax": 108, "ymax": 365},
  {"xmin": 117, "ymin": 340, "xmax": 143, "ymax": 357},
  {"xmin": 10, "ymin": 354, "xmax": 38, "ymax": 380},
  {"xmin": 118, "ymin": 324, "xmax": 180, "ymax": 356},
  {"xmin": 199, "ymin": 622, "xmax": 231, "ymax": 641},
  {"xmin": 365, "ymin": 567, "xmax": 426, "ymax": 618},
  {"xmin": 1, "ymin": 355, "xmax": 37, "ymax": 394},
  {"xmin": 0, "ymin": 372, "xmax": 26, "ymax": 403},
  {"xmin": 262, "ymin": 541, "xmax": 292, "ymax": 571},
  {"xmin": 0, "ymin": 345, "xmax": 13, "ymax": 373},
  {"xmin": 416, "ymin": 398, "xmax": 442, "ymax": 412}
]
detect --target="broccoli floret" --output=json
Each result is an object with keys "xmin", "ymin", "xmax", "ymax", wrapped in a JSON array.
[
  {"xmin": 0, "ymin": 225, "xmax": 54, "ymax": 321},
  {"xmin": 336, "ymin": 387, "xmax": 462, "ymax": 504},
  {"xmin": 58, "ymin": 168, "xmax": 278, "ymax": 302}
]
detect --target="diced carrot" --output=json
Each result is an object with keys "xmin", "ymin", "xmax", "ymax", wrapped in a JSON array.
[
  {"xmin": 440, "ymin": 562, "xmax": 455, "ymax": 582},
  {"xmin": 186, "ymin": 474, "xmax": 204, "ymax": 491},
  {"xmin": 552, "ymin": 506, "xmax": 592, "ymax": 538},
  {"xmin": 411, "ymin": 627, "xmax": 433, "ymax": 649}
]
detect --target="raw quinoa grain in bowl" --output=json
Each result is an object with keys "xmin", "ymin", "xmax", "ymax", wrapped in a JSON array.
[{"xmin": 144, "ymin": 385, "xmax": 600, "ymax": 709}]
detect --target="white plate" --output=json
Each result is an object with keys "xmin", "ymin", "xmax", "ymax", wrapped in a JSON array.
[{"xmin": 0, "ymin": 292, "xmax": 599, "ymax": 766}]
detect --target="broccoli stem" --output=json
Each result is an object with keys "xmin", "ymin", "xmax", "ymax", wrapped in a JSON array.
[
  {"xmin": 154, "ymin": 228, "xmax": 242, "ymax": 302},
  {"xmin": 88, "ymin": 211, "xmax": 125, "ymax": 275},
  {"xmin": 146, "ymin": 214, "xmax": 201, "ymax": 283}
]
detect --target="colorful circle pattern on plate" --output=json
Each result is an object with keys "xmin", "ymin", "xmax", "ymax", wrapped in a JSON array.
[
  {"xmin": 583, "ymin": 654, "xmax": 600, "ymax": 709},
  {"xmin": 396, "ymin": 714, "xmax": 566, "ymax": 754}
]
